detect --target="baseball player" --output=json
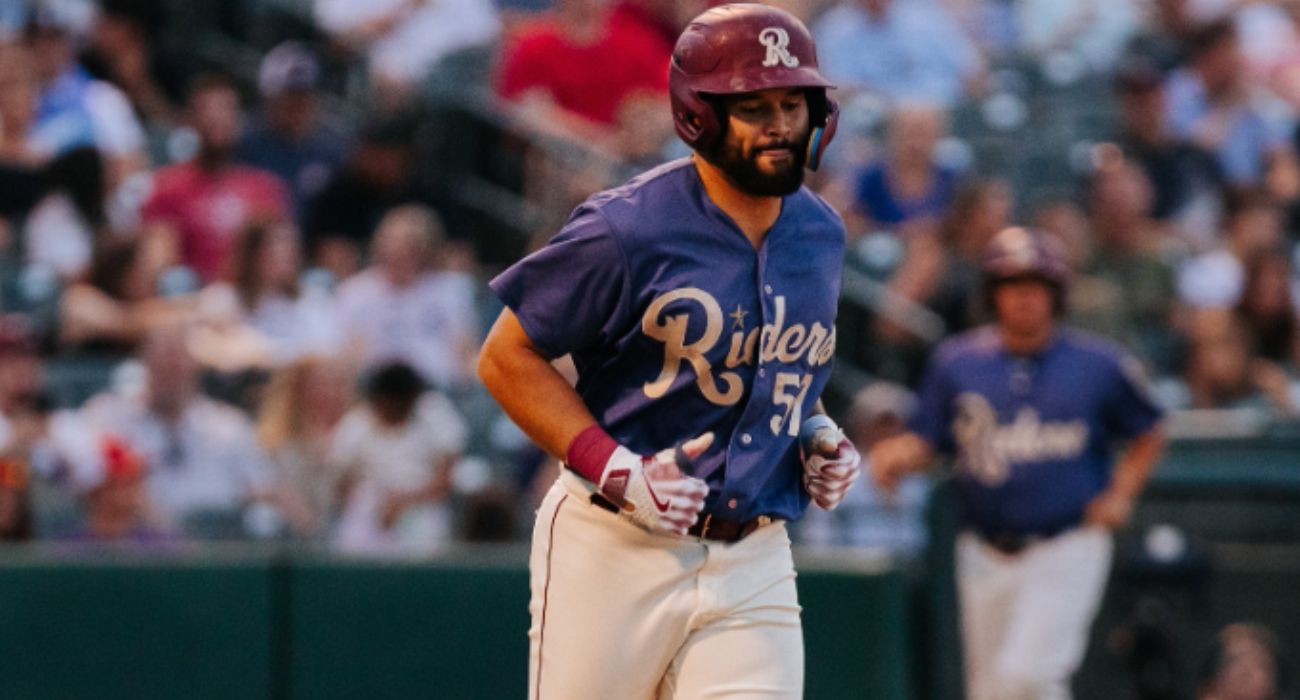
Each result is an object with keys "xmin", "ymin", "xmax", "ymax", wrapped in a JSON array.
[
  {"xmin": 870, "ymin": 227, "xmax": 1167, "ymax": 699},
  {"xmin": 477, "ymin": 5, "xmax": 862, "ymax": 698}
]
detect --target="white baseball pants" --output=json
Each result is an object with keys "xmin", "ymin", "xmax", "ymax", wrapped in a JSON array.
[
  {"xmin": 957, "ymin": 528, "xmax": 1113, "ymax": 700},
  {"xmin": 528, "ymin": 470, "xmax": 804, "ymax": 700}
]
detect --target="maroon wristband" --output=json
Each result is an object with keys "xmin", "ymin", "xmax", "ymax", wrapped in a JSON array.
[{"xmin": 565, "ymin": 424, "xmax": 620, "ymax": 483}]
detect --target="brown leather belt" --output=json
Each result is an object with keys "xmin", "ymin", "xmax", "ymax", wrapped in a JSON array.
[{"xmin": 589, "ymin": 494, "xmax": 773, "ymax": 543}]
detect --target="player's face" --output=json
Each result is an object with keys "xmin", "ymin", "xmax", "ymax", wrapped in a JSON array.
[
  {"xmin": 992, "ymin": 277, "xmax": 1055, "ymax": 335},
  {"xmin": 708, "ymin": 88, "xmax": 810, "ymax": 197}
]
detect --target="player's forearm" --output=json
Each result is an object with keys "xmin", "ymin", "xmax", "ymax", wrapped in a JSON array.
[
  {"xmin": 478, "ymin": 310, "xmax": 597, "ymax": 462},
  {"xmin": 1107, "ymin": 426, "xmax": 1166, "ymax": 500}
]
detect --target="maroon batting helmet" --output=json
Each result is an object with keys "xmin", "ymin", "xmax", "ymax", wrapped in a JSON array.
[
  {"xmin": 981, "ymin": 227, "xmax": 1071, "ymax": 314},
  {"xmin": 669, "ymin": 3, "xmax": 839, "ymax": 170}
]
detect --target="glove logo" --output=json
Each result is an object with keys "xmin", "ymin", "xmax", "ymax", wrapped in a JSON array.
[
  {"xmin": 640, "ymin": 459, "xmax": 673, "ymax": 513},
  {"xmin": 759, "ymin": 27, "xmax": 799, "ymax": 68}
]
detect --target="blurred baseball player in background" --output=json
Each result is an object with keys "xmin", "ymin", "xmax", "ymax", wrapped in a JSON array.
[
  {"xmin": 870, "ymin": 226, "xmax": 1167, "ymax": 699},
  {"xmin": 478, "ymin": 4, "xmax": 862, "ymax": 698}
]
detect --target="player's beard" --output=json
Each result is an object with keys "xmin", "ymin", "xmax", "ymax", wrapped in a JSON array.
[{"xmin": 705, "ymin": 132, "xmax": 809, "ymax": 197}]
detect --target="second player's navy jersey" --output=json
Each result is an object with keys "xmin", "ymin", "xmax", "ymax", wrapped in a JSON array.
[
  {"xmin": 910, "ymin": 326, "xmax": 1163, "ymax": 535},
  {"xmin": 491, "ymin": 158, "xmax": 846, "ymax": 523}
]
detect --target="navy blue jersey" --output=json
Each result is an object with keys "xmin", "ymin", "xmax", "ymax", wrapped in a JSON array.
[
  {"xmin": 910, "ymin": 326, "xmax": 1163, "ymax": 535},
  {"xmin": 491, "ymin": 158, "xmax": 846, "ymax": 523}
]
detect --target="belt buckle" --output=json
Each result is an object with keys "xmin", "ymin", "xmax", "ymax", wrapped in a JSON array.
[{"xmin": 697, "ymin": 514, "xmax": 713, "ymax": 540}]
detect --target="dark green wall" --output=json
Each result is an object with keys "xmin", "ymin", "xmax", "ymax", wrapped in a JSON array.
[
  {"xmin": 0, "ymin": 549, "xmax": 910, "ymax": 700},
  {"xmin": 0, "ymin": 557, "xmax": 274, "ymax": 700}
]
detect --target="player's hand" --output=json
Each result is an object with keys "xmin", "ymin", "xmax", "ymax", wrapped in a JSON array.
[
  {"xmin": 799, "ymin": 416, "xmax": 861, "ymax": 511},
  {"xmin": 867, "ymin": 434, "xmax": 931, "ymax": 495},
  {"xmin": 1084, "ymin": 490, "xmax": 1134, "ymax": 531},
  {"xmin": 598, "ymin": 433, "xmax": 712, "ymax": 536}
]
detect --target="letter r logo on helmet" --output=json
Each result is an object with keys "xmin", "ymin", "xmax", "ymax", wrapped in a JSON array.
[
  {"xmin": 759, "ymin": 27, "xmax": 799, "ymax": 68},
  {"xmin": 669, "ymin": 3, "xmax": 839, "ymax": 170}
]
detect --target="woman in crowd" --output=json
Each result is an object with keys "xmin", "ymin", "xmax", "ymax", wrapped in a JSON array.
[{"xmin": 256, "ymin": 355, "xmax": 355, "ymax": 538}]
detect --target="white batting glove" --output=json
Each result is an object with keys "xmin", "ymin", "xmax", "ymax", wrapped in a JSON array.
[
  {"xmin": 598, "ymin": 434, "xmax": 712, "ymax": 536},
  {"xmin": 799, "ymin": 416, "xmax": 862, "ymax": 511}
]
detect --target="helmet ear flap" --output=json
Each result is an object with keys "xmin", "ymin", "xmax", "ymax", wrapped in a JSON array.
[
  {"xmin": 670, "ymin": 72, "xmax": 722, "ymax": 151},
  {"xmin": 807, "ymin": 94, "xmax": 838, "ymax": 171}
]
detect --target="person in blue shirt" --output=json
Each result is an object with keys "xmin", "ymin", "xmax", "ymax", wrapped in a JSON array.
[
  {"xmin": 236, "ymin": 42, "xmax": 348, "ymax": 224},
  {"xmin": 871, "ymin": 226, "xmax": 1167, "ymax": 700},
  {"xmin": 853, "ymin": 105, "xmax": 963, "ymax": 231},
  {"xmin": 811, "ymin": 0, "xmax": 986, "ymax": 108},
  {"xmin": 478, "ymin": 5, "xmax": 862, "ymax": 698}
]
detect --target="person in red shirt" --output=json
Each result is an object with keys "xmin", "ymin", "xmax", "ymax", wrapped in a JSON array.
[
  {"xmin": 141, "ymin": 73, "xmax": 290, "ymax": 282},
  {"xmin": 495, "ymin": 0, "xmax": 675, "ymax": 151}
]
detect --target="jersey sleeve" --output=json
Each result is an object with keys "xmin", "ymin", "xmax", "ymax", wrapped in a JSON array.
[
  {"xmin": 489, "ymin": 205, "xmax": 630, "ymax": 359},
  {"xmin": 1101, "ymin": 354, "xmax": 1164, "ymax": 440},
  {"xmin": 908, "ymin": 354, "xmax": 957, "ymax": 454}
]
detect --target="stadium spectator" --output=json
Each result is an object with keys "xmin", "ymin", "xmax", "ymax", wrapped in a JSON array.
[
  {"xmin": 1113, "ymin": 57, "xmax": 1224, "ymax": 245},
  {"xmin": 331, "ymin": 361, "xmax": 466, "ymax": 554},
  {"xmin": 314, "ymin": 0, "xmax": 499, "ymax": 106},
  {"xmin": 140, "ymin": 73, "xmax": 291, "ymax": 283},
  {"xmin": 0, "ymin": 42, "xmax": 44, "ymax": 168},
  {"xmin": 850, "ymin": 104, "xmax": 963, "ymax": 235},
  {"xmin": 58, "ymin": 237, "xmax": 190, "ymax": 353},
  {"xmin": 1182, "ymin": 308, "xmax": 1294, "ymax": 413},
  {"xmin": 0, "ymin": 43, "xmax": 47, "ymax": 232},
  {"xmin": 1015, "ymin": 0, "xmax": 1141, "ymax": 74},
  {"xmin": 0, "ymin": 315, "xmax": 44, "ymax": 414},
  {"xmin": 613, "ymin": 0, "xmax": 704, "ymax": 47},
  {"xmin": 942, "ymin": 0, "xmax": 1018, "ymax": 60},
  {"xmin": 1232, "ymin": 0, "xmax": 1300, "ymax": 105},
  {"xmin": 23, "ymin": 146, "xmax": 108, "ymax": 282},
  {"xmin": 302, "ymin": 115, "xmax": 429, "ymax": 278},
  {"xmin": 1177, "ymin": 189, "xmax": 1284, "ymax": 311},
  {"xmin": 812, "ymin": 0, "xmax": 986, "ymax": 108},
  {"xmin": 236, "ymin": 42, "xmax": 348, "ymax": 223},
  {"xmin": 196, "ymin": 221, "xmax": 341, "ymax": 367},
  {"xmin": 77, "ymin": 324, "xmax": 276, "ymax": 537},
  {"xmin": 1163, "ymin": 19, "xmax": 1298, "ymax": 192},
  {"xmin": 23, "ymin": 3, "xmax": 147, "ymax": 187},
  {"xmin": 256, "ymin": 356, "xmax": 354, "ymax": 537},
  {"xmin": 0, "ymin": 389, "xmax": 48, "ymax": 542},
  {"xmin": 1260, "ymin": 1, "xmax": 1300, "ymax": 111},
  {"xmin": 68, "ymin": 435, "xmax": 167, "ymax": 542},
  {"xmin": 1076, "ymin": 158, "xmax": 1179, "ymax": 368},
  {"xmin": 337, "ymin": 205, "xmax": 479, "ymax": 390},
  {"xmin": 0, "ymin": 450, "xmax": 30, "ymax": 541},
  {"xmin": 888, "ymin": 179, "xmax": 1014, "ymax": 335},
  {"xmin": 1235, "ymin": 249, "xmax": 1300, "ymax": 369},
  {"xmin": 79, "ymin": 0, "xmax": 191, "ymax": 131},
  {"xmin": 1124, "ymin": 0, "xmax": 1200, "ymax": 73},
  {"xmin": 494, "ymin": 0, "xmax": 672, "ymax": 150}
]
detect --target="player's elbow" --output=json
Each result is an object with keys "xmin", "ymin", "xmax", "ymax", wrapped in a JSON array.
[{"xmin": 476, "ymin": 337, "xmax": 508, "ymax": 397}]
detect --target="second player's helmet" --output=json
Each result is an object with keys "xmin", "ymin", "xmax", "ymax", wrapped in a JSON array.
[
  {"xmin": 981, "ymin": 227, "xmax": 1071, "ymax": 313},
  {"xmin": 669, "ymin": 3, "xmax": 839, "ymax": 170}
]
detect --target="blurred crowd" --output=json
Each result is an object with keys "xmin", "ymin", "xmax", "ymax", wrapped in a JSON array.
[{"xmin": 1, "ymin": 0, "xmax": 1300, "ymax": 554}]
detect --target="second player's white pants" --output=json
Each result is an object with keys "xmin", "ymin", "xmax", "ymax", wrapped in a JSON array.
[
  {"xmin": 528, "ymin": 470, "xmax": 804, "ymax": 700},
  {"xmin": 957, "ymin": 527, "xmax": 1113, "ymax": 700}
]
